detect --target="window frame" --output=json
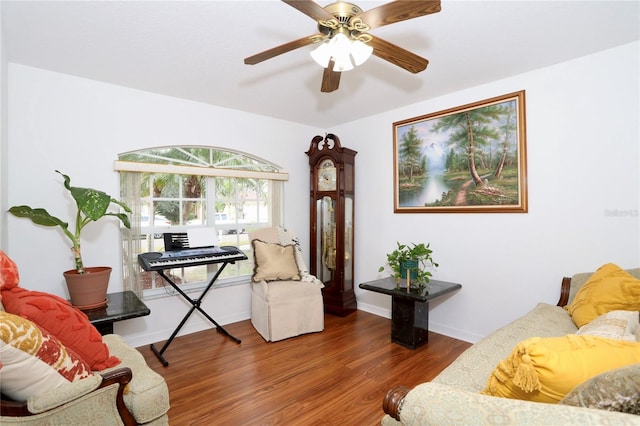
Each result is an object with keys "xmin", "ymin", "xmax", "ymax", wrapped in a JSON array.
[{"xmin": 116, "ymin": 146, "xmax": 287, "ymax": 299}]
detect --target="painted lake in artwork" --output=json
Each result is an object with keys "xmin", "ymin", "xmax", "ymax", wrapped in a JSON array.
[{"xmin": 398, "ymin": 143, "xmax": 451, "ymax": 207}]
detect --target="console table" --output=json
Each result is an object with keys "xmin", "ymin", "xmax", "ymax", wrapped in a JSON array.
[
  {"xmin": 359, "ymin": 277, "xmax": 462, "ymax": 349},
  {"xmin": 83, "ymin": 291, "xmax": 150, "ymax": 335}
]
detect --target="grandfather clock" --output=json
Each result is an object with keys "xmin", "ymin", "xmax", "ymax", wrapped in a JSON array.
[{"xmin": 307, "ymin": 134, "xmax": 357, "ymax": 316}]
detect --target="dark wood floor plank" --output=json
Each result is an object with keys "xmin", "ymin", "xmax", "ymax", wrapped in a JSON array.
[{"xmin": 137, "ymin": 310, "xmax": 471, "ymax": 425}]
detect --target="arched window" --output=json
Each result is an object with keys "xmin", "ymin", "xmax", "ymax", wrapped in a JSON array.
[{"xmin": 115, "ymin": 146, "xmax": 288, "ymax": 298}]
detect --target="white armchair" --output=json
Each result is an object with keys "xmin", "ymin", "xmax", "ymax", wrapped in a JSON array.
[{"xmin": 249, "ymin": 227, "xmax": 324, "ymax": 342}]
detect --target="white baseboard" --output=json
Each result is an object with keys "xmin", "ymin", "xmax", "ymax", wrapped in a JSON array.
[
  {"xmin": 118, "ymin": 310, "xmax": 251, "ymax": 348},
  {"xmin": 118, "ymin": 305, "xmax": 482, "ymax": 349},
  {"xmin": 357, "ymin": 302, "xmax": 390, "ymax": 319},
  {"xmin": 428, "ymin": 321, "xmax": 480, "ymax": 344},
  {"xmin": 357, "ymin": 303, "xmax": 480, "ymax": 344}
]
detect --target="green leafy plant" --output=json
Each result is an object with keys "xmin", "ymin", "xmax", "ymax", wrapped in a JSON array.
[
  {"xmin": 379, "ymin": 242, "xmax": 439, "ymax": 285},
  {"xmin": 8, "ymin": 170, "xmax": 131, "ymax": 274}
]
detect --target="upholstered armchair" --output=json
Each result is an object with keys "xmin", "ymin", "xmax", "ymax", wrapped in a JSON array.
[
  {"xmin": 249, "ymin": 227, "xmax": 324, "ymax": 342},
  {"xmin": 0, "ymin": 250, "xmax": 169, "ymax": 425},
  {"xmin": 0, "ymin": 321, "xmax": 169, "ymax": 426}
]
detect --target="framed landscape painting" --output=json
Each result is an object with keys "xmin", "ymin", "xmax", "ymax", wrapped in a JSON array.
[{"xmin": 393, "ymin": 91, "xmax": 528, "ymax": 213}]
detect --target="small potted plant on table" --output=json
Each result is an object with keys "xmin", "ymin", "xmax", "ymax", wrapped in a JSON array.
[
  {"xmin": 9, "ymin": 170, "xmax": 131, "ymax": 309},
  {"xmin": 379, "ymin": 242, "xmax": 438, "ymax": 289}
]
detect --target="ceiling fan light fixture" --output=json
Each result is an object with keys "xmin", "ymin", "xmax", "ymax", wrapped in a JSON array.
[
  {"xmin": 310, "ymin": 42, "xmax": 332, "ymax": 68},
  {"xmin": 310, "ymin": 32, "xmax": 370, "ymax": 71},
  {"xmin": 332, "ymin": 55, "xmax": 354, "ymax": 72},
  {"xmin": 350, "ymin": 39, "xmax": 373, "ymax": 66},
  {"xmin": 329, "ymin": 32, "xmax": 353, "ymax": 71},
  {"xmin": 330, "ymin": 33, "xmax": 351, "ymax": 58}
]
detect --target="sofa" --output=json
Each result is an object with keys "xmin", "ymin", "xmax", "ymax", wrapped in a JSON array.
[
  {"xmin": 0, "ymin": 250, "xmax": 170, "ymax": 425},
  {"xmin": 382, "ymin": 265, "xmax": 640, "ymax": 425}
]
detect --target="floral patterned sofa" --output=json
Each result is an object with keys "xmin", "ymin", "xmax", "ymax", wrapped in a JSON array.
[
  {"xmin": 0, "ymin": 251, "xmax": 169, "ymax": 425},
  {"xmin": 382, "ymin": 264, "xmax": 640, "ymax": 425}
]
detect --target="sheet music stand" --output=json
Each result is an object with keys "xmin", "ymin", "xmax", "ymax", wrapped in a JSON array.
[{"xmin": 149, "ymin": 234, "xmax": 246, "ymax": 366}]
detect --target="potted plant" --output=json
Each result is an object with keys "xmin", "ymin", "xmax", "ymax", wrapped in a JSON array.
[
  {"xmin": 379, "ymin": 242, "xmax": 439, "ymax": 287},
  {"xmin": 8, "ymin": 170, "xmax": 131, "ymax": 309}
]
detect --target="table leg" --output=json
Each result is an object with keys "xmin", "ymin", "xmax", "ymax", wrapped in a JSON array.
[
  {"xmin": 94, "ymin": 321, "xmax": 114, "ymax": 336},
  {"xmin": 391, "ymin": 296, "xmax": 429, "ymax": 349}
]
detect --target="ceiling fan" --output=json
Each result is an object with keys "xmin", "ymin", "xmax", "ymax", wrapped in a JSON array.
[{"xmin": 244, "ymin": 0, "xmax": 442, "ymax": 93}]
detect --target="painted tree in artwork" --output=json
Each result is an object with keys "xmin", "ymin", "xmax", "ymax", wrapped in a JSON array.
[
  {"xmin": 398, "ymin": 125, "xmax": 425, "ymax": 182},
  {"xmin": 494, "ymin": 100, "xmax": 517, "ymax": 178},
  {"xmin": 433, "ymin": 105, "xmax": 503, "ymax": 186},
  {"xmin": 445, "ymin": 148, "xmax": 463, "ymax": 172}
]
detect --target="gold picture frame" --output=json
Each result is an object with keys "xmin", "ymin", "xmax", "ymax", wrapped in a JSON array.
[{"xmin": 393, "ymin": 91, "xmax": 528, "ymax": 213}]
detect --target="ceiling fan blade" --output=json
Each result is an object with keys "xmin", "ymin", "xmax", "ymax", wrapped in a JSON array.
[
  {"xmin": 282, "ymin": 0, "xmax": 336, "ymax": 22},
  {"xmin": 368, "ymin": 36, "xmax": 429, "ymax": 74},
  {"xmin": 244, "ymin": 34, "xmax": 322, "ymax": 65},
  {"xmin": 321, "ymin": 61, "xmax": 341, "ymax": 93},
  {"xmin": 356, "ymin": 0, "xmax": 441, "ymax": 30}
]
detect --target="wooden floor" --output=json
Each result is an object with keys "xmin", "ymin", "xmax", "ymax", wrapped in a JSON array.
[{"xmin": 137, "ymin": 310, "xmax": 471, "ymax": 425}]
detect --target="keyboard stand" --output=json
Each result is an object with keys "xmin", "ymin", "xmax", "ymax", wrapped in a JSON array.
[{"xmin": 150, "ymin": 261, "xmax": 241, "ymax": 366}]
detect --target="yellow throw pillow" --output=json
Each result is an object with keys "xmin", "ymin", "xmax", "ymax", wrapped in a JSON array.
[
  {"xmin": 481, "ymin": 335, "xmax": 640, "ymax": 403},
  {"xmin": 566, "ymin": 263, "xmax": 640, "ymax": 328},
  {"xmin": 252, "ymin": 239, "xmax": 301, "ymax": 282}
]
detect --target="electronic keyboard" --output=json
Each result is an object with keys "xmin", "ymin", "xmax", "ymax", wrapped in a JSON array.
[{"xmin": 138, "ymin": 245, "xmax": 247, "ymax": 271}]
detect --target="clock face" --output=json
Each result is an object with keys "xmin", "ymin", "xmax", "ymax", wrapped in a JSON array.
[{"xmin": 318, "ymin": 159, "xmax": 336, "ymax": 191}]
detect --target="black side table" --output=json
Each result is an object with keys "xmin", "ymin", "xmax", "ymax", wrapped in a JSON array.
[
  {"xmin": 359, "ymin": 277, "xmax": 462, "ymax": 349},
  {"xmin": 83, "ymin": 291, "xmax": 150, "ymax": 335}
]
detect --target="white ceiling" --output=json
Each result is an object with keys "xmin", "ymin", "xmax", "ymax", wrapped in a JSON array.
[{"xmin": 2, "ymin": 0, "xmax": 639, "ymax": 128}]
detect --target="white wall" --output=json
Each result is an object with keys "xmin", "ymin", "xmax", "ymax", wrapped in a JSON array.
[
  {"xmin": 1, "ymin": 3, "xmax": 8, "ymax": 249},
  {"xmin": 339, "ymin": 41, "xmax": 640, "ymax": 342},
  {"xmin": 5, "ymin": 64, "xmax": 319, "ymax": 346},
  {"xmin": 5, "ymin": 42, "xmax": 639, "ymax": 347}
]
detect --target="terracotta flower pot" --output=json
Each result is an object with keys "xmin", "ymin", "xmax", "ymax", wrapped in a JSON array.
[{"xmin": 63, "ymin": 266, "xmax": 111, "ymax": 310}]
